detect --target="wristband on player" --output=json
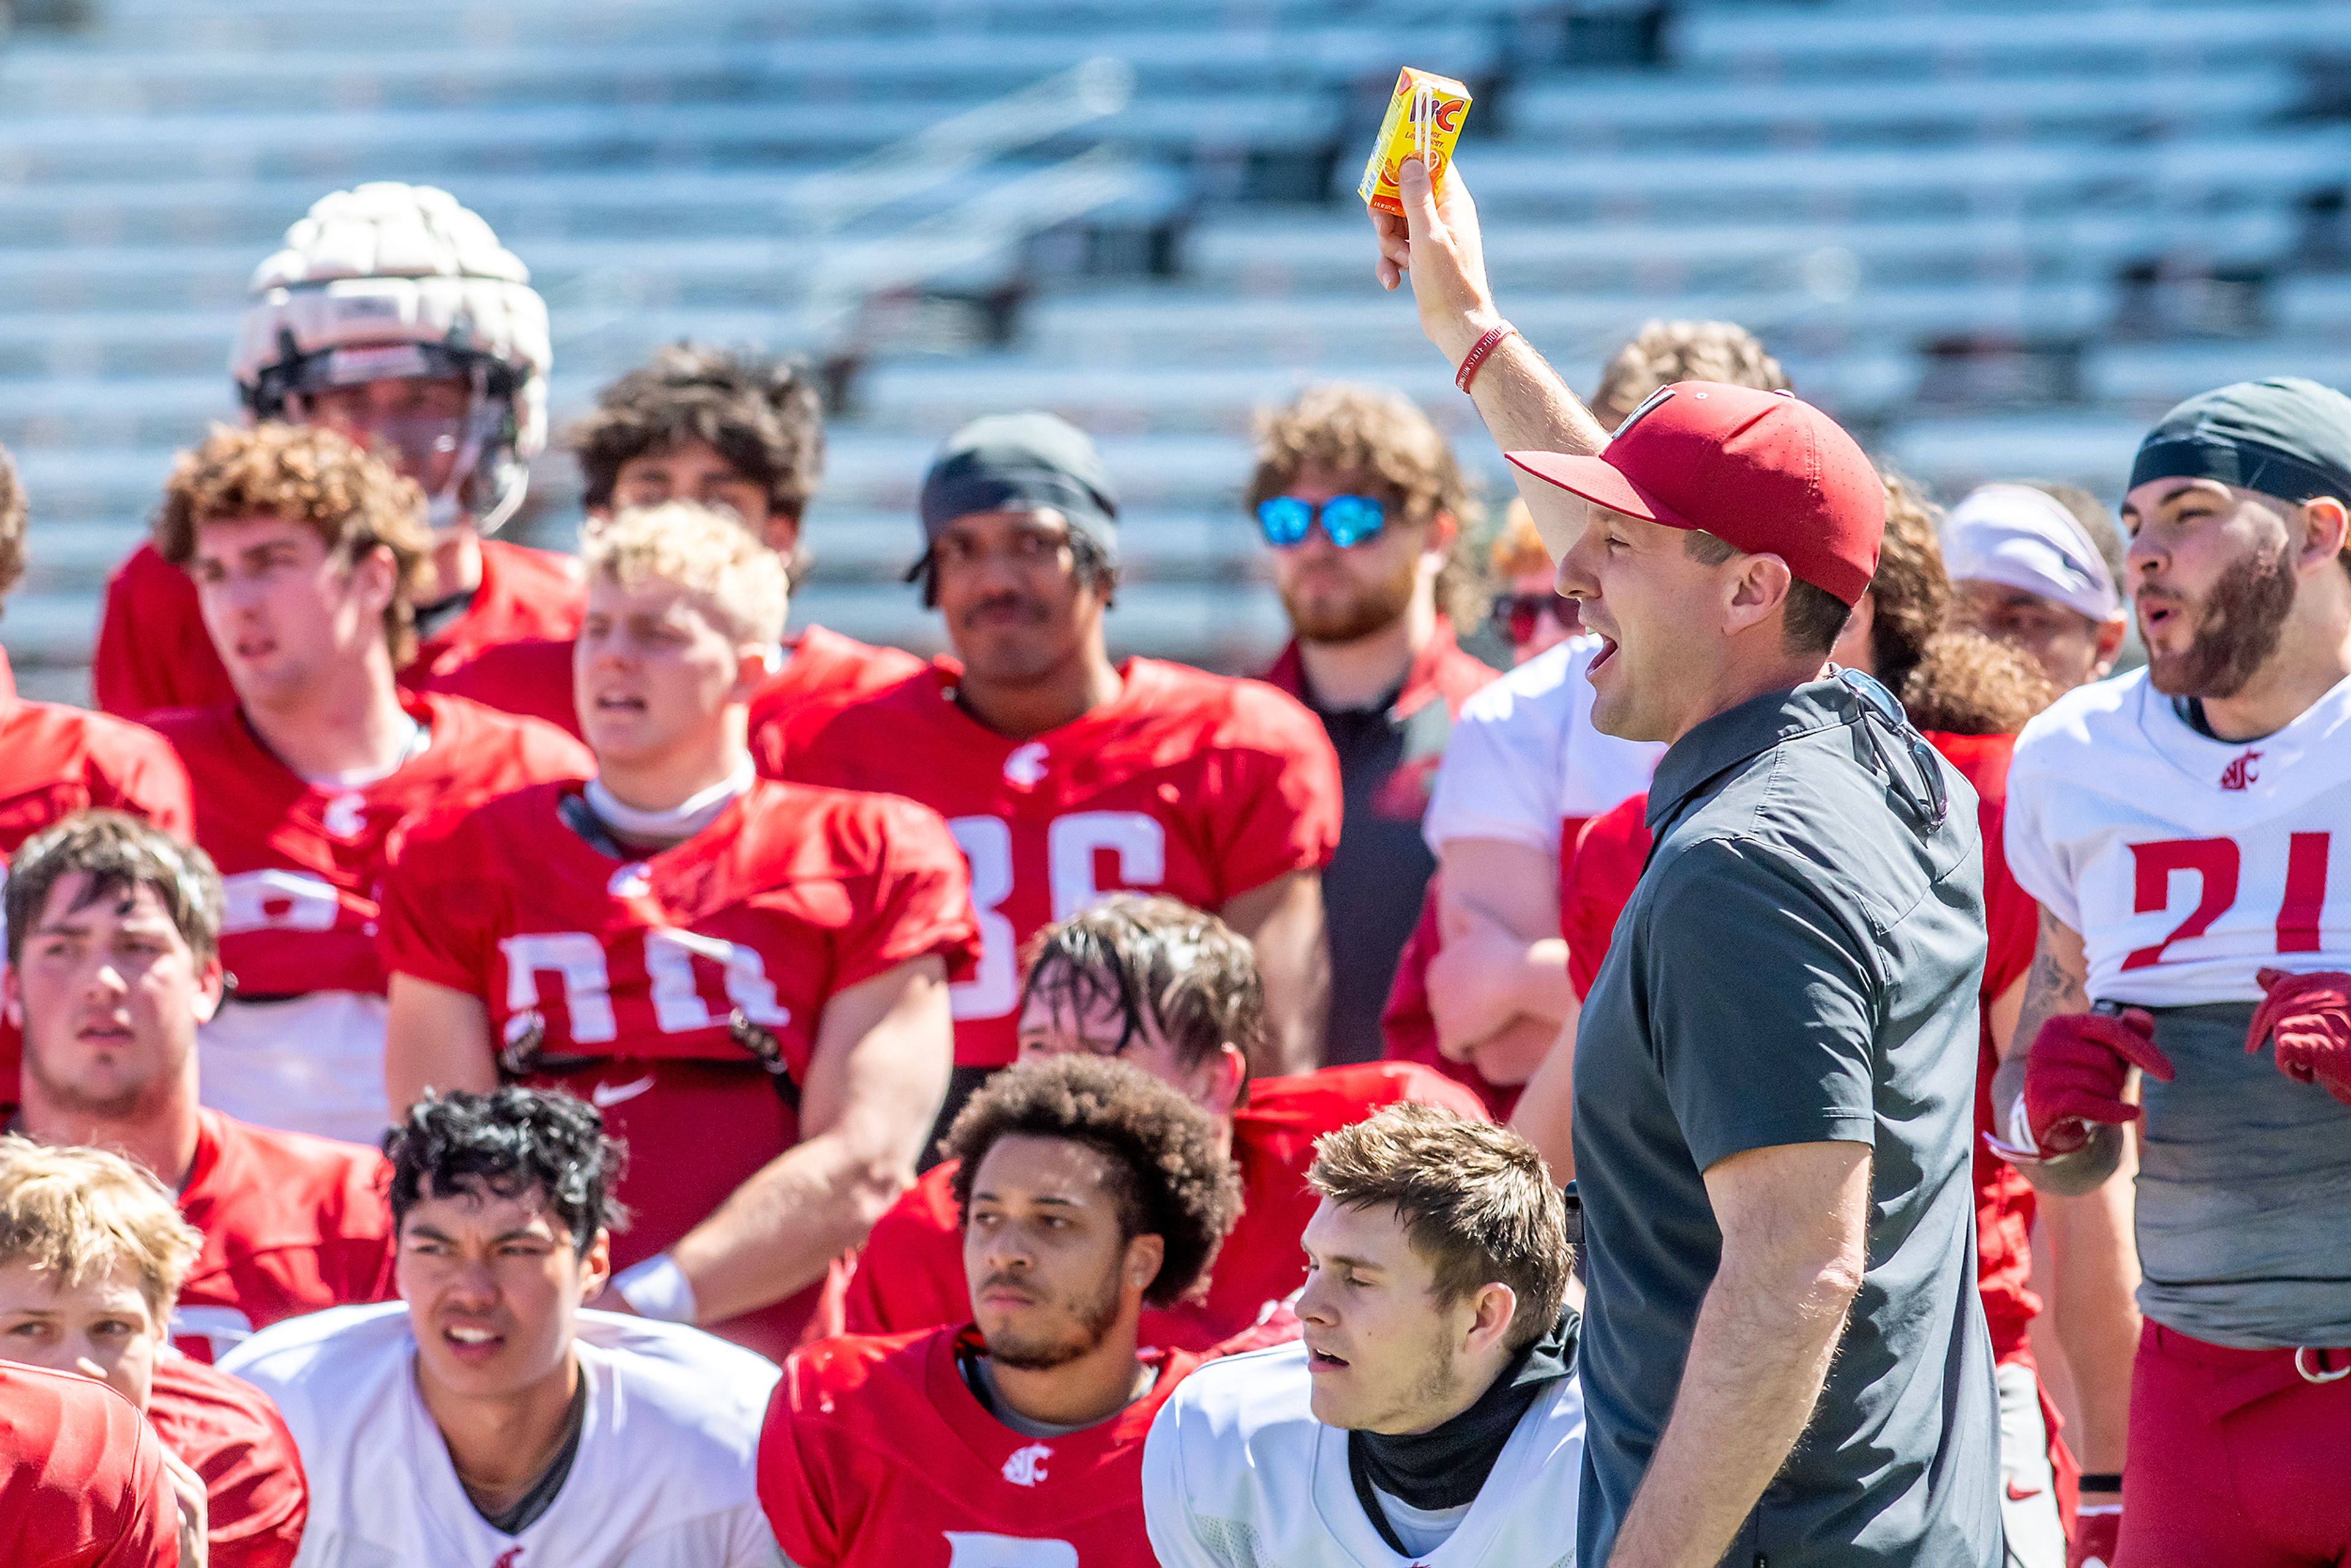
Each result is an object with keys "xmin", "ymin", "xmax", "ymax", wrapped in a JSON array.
[
  {"xmin": 1455, "ymin": 323, "xmax": 1517, "ymax": 392},
  {"xmin": 613, "ymin": 1254, "xmax": 698, "ymax": 1324}
]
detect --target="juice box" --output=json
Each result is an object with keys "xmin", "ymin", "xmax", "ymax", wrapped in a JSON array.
[{"xmin": 1357, "ymin": 67, "xmax": 1474, "ymax": 216}]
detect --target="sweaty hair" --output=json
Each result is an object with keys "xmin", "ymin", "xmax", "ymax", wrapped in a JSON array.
[
  {"xmin": 1682, "ymin": 529, "xmax": 1853, "ymax": 656},
  {"xmin": 1867, "ymin": 471, "xmax": 1954, "ymax": 696},
  {"xmin": 1899, "ymin": 629, "xmax": 2058, "ymax": 737},
  {"xmin": 570, "ymin": 342, "xmax": 825, "ymax": 524},
  {"xmin": 0, "ymin": 438, "xmax": 24, "ymax": 602},
  {"xmin": 1018, "ymin": 895, "xmax": 1266, "ymax": 1081},
  {"xmin": 943, "ymin": 1054, "xmax": 1242, "ymax": 1307},
  {"xmin": 0, "ymin": 1138, "xmax": 203, "ymax": 1322},
  {"xmin": 3, "ymin": 811, "xmax": 222, "ymax": 969},
  {"xmin": 1591, "ymin": 320, "xmax": 1791, "ymax": 432},
  {"xmin": 1308, "ymin": 1102, "xmax": 1569, "ymax": 1351},
  {"xmin": 582, "ymin": 500, "xmax": 789, "ymax": 646},
  {"xmin": 384, "ymin": 1089, "xmax": 626, "ymax": 1259},
  {"xmin": 1245, "ymin": 383, "xmax": 1486, "ymax": 631},
  {"xmin": 153, "ymin": 422, "xmax": 431, "ymax": 666}
]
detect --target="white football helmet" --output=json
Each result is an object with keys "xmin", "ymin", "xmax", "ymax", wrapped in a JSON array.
[{"xmin": 230, "ymin": 182, "xmax": 552, "ymax": 535}]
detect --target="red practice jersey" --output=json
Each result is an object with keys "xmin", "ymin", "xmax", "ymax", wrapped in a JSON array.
[
  {"xmin": 760, "ymin": 1326, "xmax": 1190, "ymax": 1568},
  {"xmin": 381, "ymin": 777, "xmax": 978, "ymax": 1356},
  {"xmin": 844, "ymin": 1062, "xmax": 1491, "ymax": 1349},
  {"xmin": 151, "ymin": 691, "xmax": 589, "ymax": 1000},
  {"xmin": 1559, "ymin": 730, "xmax": 2044, "ymax": 1366},
  {"xmin": 146, "ymin": 1352, "xmax": 307, "ymax": 1568},
  {"xmin": 172, "ymin": 1109, "xmax": 396, "ymax": 1364},
  {"xmin": 94, "ymin": 538, "xmax": 585, "ymax": 723},
  {"xmin": 784, "ymin": 659, "xmax": 1343, "ymax": 1068},
  {"xmin": 0, "ymin": 1362, "xmax": 179, "ymax": 1568},
  {"xmin": 0, "ymin": 648, "xmax": 195, "ymax": 1108}
]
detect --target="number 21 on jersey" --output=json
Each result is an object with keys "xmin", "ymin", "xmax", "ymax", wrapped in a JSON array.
[
  {"xmin": 949, "ymin": 812, "xmax": 1166, "ymax": 1019},
  {"xmin": 2125, "ymin": 831, "xmax": 2332, "ymax": 969}
]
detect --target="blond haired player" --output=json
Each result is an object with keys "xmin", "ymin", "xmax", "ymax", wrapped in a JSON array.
[
  {"xmin": 383, "ymin": 502, "xmax": 975, "ymax": 1357},
  {"xmin": 143, "ymin": 423, "xmax": 590, "ymax": 1144},
  {"xmin": 94, "ymin": 182, "xmax": 581, "ymax": 721},
  {"xmin": 0, "ymin": 1139, "xmax": 310, "ymax": 1568}
]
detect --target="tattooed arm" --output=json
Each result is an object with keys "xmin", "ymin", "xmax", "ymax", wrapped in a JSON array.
[{"xmin": 1990, "ymin": 904, "xmax": 2128, "ymax": 1195}]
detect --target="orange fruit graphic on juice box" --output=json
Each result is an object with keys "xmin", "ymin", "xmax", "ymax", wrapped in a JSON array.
[{"xmin": 1358, "ymin": 67, "xmax": 1474, "ymax": 216}]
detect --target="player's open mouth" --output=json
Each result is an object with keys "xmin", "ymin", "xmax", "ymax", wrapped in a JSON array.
[
  {"xmin": 593, "ymin": 694, "xmax": 647, "ymax": 713},
  {"xmin": 1589, "ymin": 636, "xmax": 1618, "ymax": 673},
  {"xmin": 234, "ymin": 637, "xmax": 276, "ymax": 661},
  {"xmin": 1307, "ymin": 1347, "xmax": 1349, "ymax": 1371},
  {"xmin": 443, "ymin": 1324, "xmax": 504, "ymax": 1359}
]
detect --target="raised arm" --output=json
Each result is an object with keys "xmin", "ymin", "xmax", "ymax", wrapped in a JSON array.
[
  {"xmin": 1221, "ymin": 869, "xmax": 1329, "ymax": 1077},
  {"xmin": 666, "ymin": 955, "xmax": 952, "ymax": 1323},
  {"xmin": 1605, "ymin": 1138, "xmax": 1872, "ymax": 1567},
  {"xmin": 384, "ymin": 973, "xmax": 500, "ymax": 1112}
]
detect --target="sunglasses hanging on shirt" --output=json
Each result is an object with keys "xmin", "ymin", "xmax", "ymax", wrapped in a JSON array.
[{"xmin": 1256, "ymin": 493, "xmax": 1388, "ymax": 549}]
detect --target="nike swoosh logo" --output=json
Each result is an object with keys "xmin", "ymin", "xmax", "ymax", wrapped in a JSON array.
[
  {"xmin": 2005, "ymin": 1481, "xmax": 2044, "ymax": 1502},
  {"xmin": 591, "ymin": 1074, "xmax": 656, "ymax": 1109}
]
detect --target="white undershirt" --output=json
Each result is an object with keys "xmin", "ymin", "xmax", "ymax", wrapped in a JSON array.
[
  {"xmin": 299, "ymin": 714, "xmax": 427, "ymax": 790},
  {"xmin": 584, "ymin": 761, "xmax": 754, "ymax": 846}
]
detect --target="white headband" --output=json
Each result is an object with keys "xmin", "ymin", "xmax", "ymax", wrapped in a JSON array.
[{"xmin": 1942, "ymin": 484, "xmax": 2121, "ymax": 623}]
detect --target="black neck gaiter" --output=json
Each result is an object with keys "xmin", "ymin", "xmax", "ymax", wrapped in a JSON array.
[{"xmin": 1346, "ymin": 1308, "xmax": 1578, "ymax": 1552}]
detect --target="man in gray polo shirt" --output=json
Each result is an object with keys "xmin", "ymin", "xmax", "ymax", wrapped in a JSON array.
[{"xmin": 1370, "ymin": 156, "xmax": 1999, "ymax": 1567}]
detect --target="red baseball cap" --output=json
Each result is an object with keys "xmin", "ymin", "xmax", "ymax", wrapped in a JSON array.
[{"xmin": 1506, "ymin": 381, "xmax": 1884, "ymax": 606}]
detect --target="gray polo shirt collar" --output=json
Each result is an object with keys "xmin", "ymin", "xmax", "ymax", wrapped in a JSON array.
[{"xmin": 1646, "ymin": 678, "xmax": 1851, "ymax": 833}]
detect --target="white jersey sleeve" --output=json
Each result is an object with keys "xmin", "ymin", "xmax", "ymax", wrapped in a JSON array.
[
  {"xmin": 1142, "ymin": 1340, "xmax": 1583, "ymax": 1568},
  {"xmin": 1422, "ymin": 636, "xmax": 1662, "ymax": 855},
  {"xmin": 2006, "ymin": 669, "xmax": 2351, "ymax": 1006},
  {"xmin": 223, "ymin": 1303, "xmax": 783, "ymax": 1568}
]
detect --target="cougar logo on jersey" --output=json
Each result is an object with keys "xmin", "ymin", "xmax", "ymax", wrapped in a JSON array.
[
  {"xmin": 608, "ymin": 862, "xmax": 653, "ymax": 898},
  {"xmin": 489, "ymin": 1549, "xmax": 523, "ymax": 1568},
  {"xmin": 1000, "ymin": 1442, "xmax": 1052, "ymax": 1487},
  {"xmin": 2220, "ymin": 750, "xmax": 2262, "ymax": 791},
  {"xmin": 321, "ymin": 791, "xmax": 369, "ymax": 840},
  {"xmin": 1003, "ymin": 743, "xmax": 1049, "ymax": 788}
]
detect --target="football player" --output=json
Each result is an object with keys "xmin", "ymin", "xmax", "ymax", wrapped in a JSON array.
[
  {"xmin": 1999, "ymin": 379, "xmax": 2351, "ymax": 1566},
  {"xmin": 783, "ymin": 413, "xmax": 1343, "ymax": 1101},
  {"xmin": 0, "ymin": 440, "xmax": 194, "ymax": 1109},
  {"xmin": 92, "ymin": 182, "xmax": 578, "ymax": 722},
  {"xmin": 759, "ymin": 1054, "xmax": 1241, "ymax": 1568},
  {"xmin": 0, "ymin": 1361, "xmax": 179, "ymax": 1568},
  {"xmin": 1379, "ymin": 323, "xmax": 1780, "ymax": 1117},
  {"xmin": 380, "ymin": 501, "xmax": 974, "ymax": 1356},
  {"xmin": 456, "ymin": 342, "xmax": 924, "ymax": 739},
  {"xmin": 845, "ymin": 895, "xmax": 1488, "ymax": 1350},
  {"xmin": 222, "ymin": 1089, "xmax": 781, "ymax": 1567},
  {"xmin": 0, "ymin": 1138, "xmax": 309, "ymax": 1568},
  {"xmin": 1143, "ymin": 1103, "xmax": 1583, "ymax": 1567},
  {"xmin": 2, "ymin": 812, "xmax": 394, "ymax": 1364},
  {"xmin": 1945, "ymin": 481, "xmax": 2129, "ymax": 694},
  {"xmin": 144, "ymin": 422, "xmax": 591, "ymax": 1142}
]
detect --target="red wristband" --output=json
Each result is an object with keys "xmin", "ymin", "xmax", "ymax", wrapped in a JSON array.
[{"xmin": 1455, "ymin": 323, "xmax": 1517, "ymax": 392}]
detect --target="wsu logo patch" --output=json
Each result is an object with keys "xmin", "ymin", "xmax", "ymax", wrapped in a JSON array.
[
  {"xmin": 1000, "ymin": 1441, "xmax": 1052, "ymax": 1487},
  {"xmin": 2219, "ymin": 750, "xmax": 2262, "ymax": 791}
]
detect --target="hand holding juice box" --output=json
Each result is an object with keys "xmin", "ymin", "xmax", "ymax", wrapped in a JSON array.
[{"xmin": 1358, "ymin": 67, "xmax": 1474, "ymax": 217}]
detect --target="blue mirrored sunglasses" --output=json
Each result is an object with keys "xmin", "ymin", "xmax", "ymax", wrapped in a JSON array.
[{"xmin": 1256, "ymin": 493, "xmax": 1388, "ymax": 549}]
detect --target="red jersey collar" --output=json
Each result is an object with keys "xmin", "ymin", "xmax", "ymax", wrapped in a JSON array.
[{"xmin": 1262, "ymin": 617, "xmax": 1490, "ymax": 722}]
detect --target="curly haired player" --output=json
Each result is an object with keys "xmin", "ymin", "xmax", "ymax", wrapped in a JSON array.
[{"xmin": 759, "ymin": 1054, "xmax": 1242, "ymax": 1568}]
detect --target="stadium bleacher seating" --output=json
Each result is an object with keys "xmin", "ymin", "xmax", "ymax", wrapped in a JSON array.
[{"xmin": 1, "ymin": 0, "xmax": 2346, "ymax": 694}]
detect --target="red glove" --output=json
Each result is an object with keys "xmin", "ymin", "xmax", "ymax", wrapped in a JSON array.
[
  {"xmin": 2248, "ymin": 967, "xmax": 2351, "ymax": 1108},
  {"xmin": 2068, "ymin": 1499, "xmax": 2121, "ymax": 1568},
  {"xmin": 2022, "ymin": 1008, "xmax": 2175, "ymax": 1157}
]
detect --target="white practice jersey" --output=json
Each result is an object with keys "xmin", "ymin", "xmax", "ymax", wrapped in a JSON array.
[
  {"xmin": 220, "ymin": 1302, "xmax": 783, "ymax": 1568},
  {"xmin": 1142, "ymin": 1340, "xmax": 1584, "ymax": 1568},
  {"xmin": 2006, "ymin": 667, "xmax": 2351, "ymax": 1005},
  {"xmin": 1421, "ymin": 635, "xmax": 1662, "ymax": 856}
]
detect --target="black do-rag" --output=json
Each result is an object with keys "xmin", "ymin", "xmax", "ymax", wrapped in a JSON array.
[
  {"xmin": 917, "ymin": 411, "xmax": 1119, "ymax": 563},
  {"xmin": 2129, "ymin": 377, "xmax": 2351, "ymax": 508}
]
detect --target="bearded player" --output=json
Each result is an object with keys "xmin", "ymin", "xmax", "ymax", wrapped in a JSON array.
[
  {"xmin": 846, "ymin": 895, "xmax": 1488, "ymax": 1350},
  {"xmin": 1995, "ymin": 380, "xmax": 2351, "ymax": 1567},
  {"xmin": 0, "ymin": 440, "xmax": 194, "ymax": 1108},
  {"xmin": 144, "ymin": 423, "xmax": 590, "ymax": 1144},
  {"xmin": 783, "ymin": 413, "xmax": 1342, "ymax": 1101},
  {"xmin": 456, "ymin": 342, "xmax": 923, "ymax": 738},
  {"xmin": 93, "ymin": 182, "xmax": 579, "ymax": 722},
  {"xmin": 0, "ymin": 1138, "xmax": 309, "ymax": 1568},
  {"xmin": 3, "ymin": 812, "xmax": 394, "ymax": 1364},
  {"xmin": 381, "ymin": 501, "xmax": 975, "ymax": 1356},
  {"xmin": 759, "ymin": 1053, "xmax": 1241, "ymax": 1568}
]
